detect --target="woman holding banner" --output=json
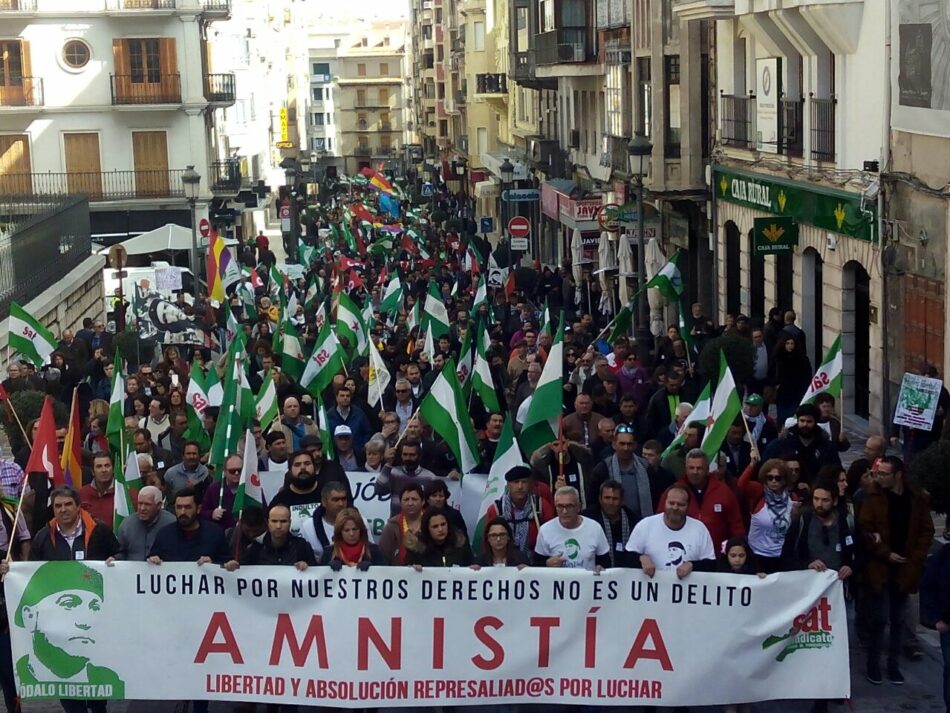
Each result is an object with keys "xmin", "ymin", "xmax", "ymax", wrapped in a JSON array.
[
  {"xmin": 379, "ymin": 484, "xmax": 426, "ymax": 565},
  {"xmin": 322, "ymin": 508, "xmax": 385, "ymax": 569},
  {"xmin": 406, "ymin": 508, "xmax": 473, "ymax": 569}
]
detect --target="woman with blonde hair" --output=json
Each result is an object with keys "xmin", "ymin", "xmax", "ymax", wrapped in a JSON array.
[
  {"xmin": 322, "ymin": 508, "xmax": 385, "ymax": 570},
  {"xmin": 737, "ymin": 457, "xmax": 800, "ymax": 573}
]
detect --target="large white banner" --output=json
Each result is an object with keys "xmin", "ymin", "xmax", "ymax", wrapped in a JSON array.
[{"xmin": 5, "ymin": 563, "xmax": 849, "ymax": 707}]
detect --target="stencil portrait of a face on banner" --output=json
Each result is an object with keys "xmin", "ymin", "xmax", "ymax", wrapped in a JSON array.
[{"xmin": 133, "ymin": 281, "xmax": 207, "ymax": 346}]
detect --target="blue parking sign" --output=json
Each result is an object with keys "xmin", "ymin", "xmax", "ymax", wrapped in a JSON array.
[{"xmin": 479, "ymin": 216, "xmax": 494, "ymax": 234}]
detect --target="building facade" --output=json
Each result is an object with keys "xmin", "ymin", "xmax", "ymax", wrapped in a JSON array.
[{"xmin": 0, "ymin": 0, "xmax": 234, "ymax": 244}]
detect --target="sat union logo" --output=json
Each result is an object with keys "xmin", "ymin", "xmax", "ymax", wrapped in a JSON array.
[{"xmin": 762, "ymin": 596, "xmax": 833, "ymax": 662}]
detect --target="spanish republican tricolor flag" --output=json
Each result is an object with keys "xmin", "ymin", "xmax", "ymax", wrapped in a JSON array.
[
  {"xmin": 206, "ymin": 230, "xmax": 241, "ymax": 302},
  {"xmin": 61, "ymin": 390, "xmax": 83, "ymax": 488},
  {"xmin": 360, "ymin": 167, "xmax": 394, "ymax": 194}
]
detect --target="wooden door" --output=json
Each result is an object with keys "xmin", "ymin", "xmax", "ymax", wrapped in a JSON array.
[
  {"xmin": 132, "ymin": 131, "xmax": 169, "ymax": 196},
  {"xmin": 0, "ymin": 41, "xmax": 25, "ymax": 106},
  {"xmin": 64, "ymin": 133, "xmax": 102, "ymax": 199},
  {"xmin": 0, "ymin": 134, "xmax": 31, "ymax": 194},
  {"xmin": 904, "ymin": 275, "xmax": 945, "ymax": 374}
]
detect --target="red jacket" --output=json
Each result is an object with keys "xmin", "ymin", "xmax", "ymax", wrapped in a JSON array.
[
  {"xmin": 80, "ymin": 482, "xmax": 138, "ymax": 526},
  {"xmin": 657, "ymin": 476, "xmax": 746, "ymax": 552}
]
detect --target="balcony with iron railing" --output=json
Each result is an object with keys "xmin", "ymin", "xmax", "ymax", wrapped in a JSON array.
[
  {"xmin": 201, "ymin": 0, "xmax": 231, "ymax": 16},
  {"xmin": 111, "ymin": 74, "xmax": 181, "ymax": 105},
  {"xmin": 810, "ymin": 95, "xmax": 836, "ymax": 162},
  {"xmin": 536, "ymin": 29, "xmax": 589, "ymax": 66},
  {"xmin": 0, "ymin": 0, "xmax": 36, "ymax": 9},
  {"xmin": 0, "ymin": 77, "xmax": 43, "ymax": 107},
  {"xmin": 354, "ymin": 144, "xmax": 371, "ymax": 156},
  {"xmin": 204, "ymin": 73, "xmax": 236, "ymax": 105},
  {"xmin": 474, "ymin": 72, "xmax": 507, "ymax": 95},
  {"xmin": 210, "ymin": 159, "xmax": 241, "ymax": 193},
  {"xmin": 1, "ymin": 169, "xmax": 186, "ymax": 201},
  {"xmin": 780, "ymin": 98, "xmax": 803, "ymax": 158},
  {"xmin": 106, "ymin": 0, "xmax": 176, "ymax": 9},
  {"xmin": 719, "ymin": 92, "xmax": 756, "ymax": 150}
]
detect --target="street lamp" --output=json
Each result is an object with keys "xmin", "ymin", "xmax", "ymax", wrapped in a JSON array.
[
  {"xmin": 181, "ymin": 165, "xmax": 201, "ymax": 301},
  {"xmin": 279, "ymin": 156, "xmax": 299, "ymax": 263},
  {"xmin": 454, "ymin": 157, "xmax": 468, "ymax": 223},
  {"xmin": 628, "ymin": 133, "xmax": 653, "ymax": 364},
  {"xmin": 499, "ymin": 157, "xmax": 515, "ymax": 264}
]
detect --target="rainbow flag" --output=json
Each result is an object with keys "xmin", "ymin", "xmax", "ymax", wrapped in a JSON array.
[
  {"xmin": 360, "ymin": 167, "xmax": 393, "ymax": 194},
  {"xmin": 61, "ymin": 393, "xmax": 83, "ymax": 488}
]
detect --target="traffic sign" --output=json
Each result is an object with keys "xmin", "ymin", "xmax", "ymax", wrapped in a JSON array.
[
  {"xmin": 198, "ymin": 218, "xmax": 211, "ymax": 238},
  {"xmin": 502, "ymin": 188, "xmax": 540, "ymax": 202},
  {"xmin": 510, "ymin": 237, "xmax": 529, "ymax": 251},
  {"xmin": 421, "ymin": 182, "xmax": 434, "ymax": 197},
  {"xmin": 479, "ymin": 216, "xmax": 494, "ymax": 234},
  {"xmin": 507, "ymin": 215, "xmax": 531, "ymax": 239}
]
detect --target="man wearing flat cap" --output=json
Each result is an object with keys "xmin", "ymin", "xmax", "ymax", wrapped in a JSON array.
[{"xmin": 479, "ymin": 466, "xmax": 555, "ymax": 556}]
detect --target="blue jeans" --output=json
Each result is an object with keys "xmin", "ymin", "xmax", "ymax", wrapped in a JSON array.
[{"xmin": 941, "ymin": 632, "xmax": 950, "ymax": 712}]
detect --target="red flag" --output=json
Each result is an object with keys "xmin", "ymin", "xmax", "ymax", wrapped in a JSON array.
[
  {"xmin": 376, "ymin": 266, "xmax": 388, "ymax": 288},
  {"xmin": 0, "ymin": 383, "xmax": 12, "ymax": 421},
  {"xmin": 338, "ymin": 255, "xmax": 364, "ymax": 273},
  {"xmin": 248, "ymin": 268, "xmax": 263, "ymax": 289},
  {"xmin": 347, "ymin": 269, "xmax": 365, "ymax": 292},
  {"xmin": 25, "ymin": 397, "xmax": 65, "ymax": 487},
  {"xmin": 400, "ymin": 235, "xmax": 419, "ymax": 255}
]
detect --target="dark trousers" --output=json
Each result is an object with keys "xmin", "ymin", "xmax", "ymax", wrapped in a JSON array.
[
  {"xmin": 60, "ymin": 700, "xmax": 106, "ymax": 713},
  {"xmin": 868, "ymin": 581, "xmax": 908, "ymax": 667},
  {"xmin": 0, "ymin": 631, "xmax": 17, "ymax": 713}
]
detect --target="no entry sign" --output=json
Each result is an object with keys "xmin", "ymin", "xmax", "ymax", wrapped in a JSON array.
[{"xmin": 507, "ymin": 215, "xmax": 531, "ymax": 239}]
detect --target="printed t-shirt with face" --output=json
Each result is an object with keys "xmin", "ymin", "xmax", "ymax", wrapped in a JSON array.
[
  {"xmin": 267, "ymin": 488, "xmax": 321, "ymax": 537},
  {"xmin": 624, "ymin": 513, "xmax": 716, "ymax": 569},
  {"xmin": 534, "ymin": 517, "xmax": 609, "ymax": 571}
]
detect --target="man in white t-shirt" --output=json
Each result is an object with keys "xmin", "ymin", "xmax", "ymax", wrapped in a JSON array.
[
  {"xmin": 535, "ymin": 486, "xmax": 609, "ymax": 572},
  {"xmin": 625, "ymin": 484, "xmax": 715, "ymax": 579}
]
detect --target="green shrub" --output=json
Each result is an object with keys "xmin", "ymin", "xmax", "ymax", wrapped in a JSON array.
[
  {"xmin": 909, "ymin": 440, "xmax": 950, "ymax": 514},
  {"xmin": 0, "ymin": 390, "xmax": 68, "ymax": 454},
  {"xmin": 698, "ymin": 334, "xmax": 755, "ymax": 385}
]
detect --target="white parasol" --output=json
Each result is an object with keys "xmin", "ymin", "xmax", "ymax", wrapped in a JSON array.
[
  {"xmin": 616, "ymin": 232, "xmax": 634, "ymax": 306},
  {"xmin": 597, "ymin": 231, "xmax": 612, "ymax": 292},
  {"xmin": 570, "ymin": 228, "xmax": 583, "ymax": 284},
  {"xmin": 645, "ymin": 237, "xmax": 669, "ymax": 337}
]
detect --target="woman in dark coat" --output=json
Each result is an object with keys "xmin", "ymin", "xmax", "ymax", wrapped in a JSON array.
[
  {"xmin": 406, "ymin": 508, "xmax": 473, "ymax": 568},
  {"xmin": 770, "ymin": 336, "xmax": 813, "ymax": 423}
]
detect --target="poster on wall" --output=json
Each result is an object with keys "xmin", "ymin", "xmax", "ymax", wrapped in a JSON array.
[
  {"xmin": 892, "ymin": 0, "xmax": 950, "ymax": 137},
  {"xmin": 755, "ymin": 58, "xmax": 781, "ymax": 153}
]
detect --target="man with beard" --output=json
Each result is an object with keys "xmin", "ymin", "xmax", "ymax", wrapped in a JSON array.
[
  {"xmin": 763, "ymin": 403, "xmax": 841, "ymax": 481},
  {"xmin": 298, "ymin": 482, "xmax": 349, "ymax": 561},
  {"xmin": 584, "ymin": 481, "xmax": 636, "ymax": 568},
  {"xmin": 477, "ymin": 413, "xmax": 505, "ymax": 471},
  {"xmin": 269, "ymin": 450, "xmax": 348, "ymax": 536},
  {"xmin": 626, "ymin": 484, "xmax": 715, "ymax": 578},
  {"xmin": 376, "ymin": 441, "xmax": 440, "ymax": 515},
  {"xmin": 147, "ymin": 488, "xmax": 229, "ymax": 565}
]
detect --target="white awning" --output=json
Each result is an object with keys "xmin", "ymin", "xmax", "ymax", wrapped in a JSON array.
[{"xmin": 474, "ymin": 178, "xmax": 500, "ymax": 199}]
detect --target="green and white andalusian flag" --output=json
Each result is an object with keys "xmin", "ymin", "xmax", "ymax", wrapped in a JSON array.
[
  {"xmin": 301, "ymin": 322, "xmax": 345, "ymax": 398},
  {"xmin": 473, "ymin": 417, "xmax": 524, "ymax": 554},
  {"xmin": 472, "ymin": 274, "xmax": 487, "ymax": 310},
  {"xmin": 336, "ymin": 292, "xmax": 368, "ymax": 356},
  {"xmin": 701, "ymin": 351, "xmax": 742, "ymax": 462},
  {"xmin": 661, "ymin": 381, "xmax": 712, "ymax": 458},
  {"xmin": 540, "ymin": 298, "xmax": 552, "ymax": 336},
  {"xmin": 800, "ymin": 335, "xmax": 843, "ymax": 405},
  {"xmin": 185, "ymin": 362, "xmax": 211, "ymax": 452},
  {"xmin": 422, "ymin": 280, "xmax": 450, "ymax": 338},
  {"xmin": 255, "ymin": 370, "xmax": 279, "ymax": 430},
  {"xmin": 315, "ymin": 392, "xmax": 334, "ymax": 460},
  {"xmin": 106, "ymin": 352, "xmax": 125, "ymax": 454},
  {"xmin": 113, "ymin": 451, "xmax": 137, "ymax": 532},
  {"xmin": 471, "ymin": 324, "xmax": 500, "ymax": 413},
  {"xmin": 233, "ymin": 429, "xmax": 265, "ymax": 514},
  {"xmin": 418, "ymin": 358, "xmax": 480, "ymax": 473},
  {"xmin": 8, "ymin": 302, "xmax": 57, "ymax": 367},
  {"xmin": 645, "ymin": 249, "xmax": 686, "ymax": 302},
  {"xmin": 456, "ymin": 327, "xmax": 474, "ymax": 396},
  {"xmin": 519, "ymin": 318, "xmax": 564, "ymax": 456},
  {"xmin": 379, "ymin": 272, "xmax": 404, "ymax": 315},
  {"xmin": 278, "ymin": 320, "xmax": 307, "ymax": 381}
]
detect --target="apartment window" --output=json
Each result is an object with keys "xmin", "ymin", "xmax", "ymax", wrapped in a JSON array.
[
  {"xmin": 357, "ymin": 63, "xmax": 366, "ymax": 77},
  {"xmin": 357, "ymin": 89, "xmax": 366, "ymax": 106},
  {"xmin": 665, "ymin": 55, "xmax": 681, "ymax": 156},
  {"xmin": 312, "ymin": 137, "xmax": 326, "ymax": 151},
  {"xmin": 605, "ymin": 64, "xmax": 623, "ymax": 137},
  {"xmin": 378, "ymin": 88, "xmax": 389, "ymax": 105},
  {"xmin": 312, "ymin": 87, "xmax": 324, "ymax": 101},
  {"xmin": 325, "ymin": 113, "xmax": 331, "ymax": 125},
  {"xmin": 326, "ymin": 138, "xmax": 332, "ymax": 151},
  {"xmin": 312, "ymin": 62, "xmax": 330, "ymax": 81},
  {"xmin": 436, "ymin": 8, "xmax": 443, "ymax": 22},
  {"xmin": 312, "ymin": 112, "xmax": 325, "ymax": 126},
  {"xmin": 516, "ymin": 7, "xmax": 529, "ymax": 52},
  {"xmin": 380, "ymin": 111, "xmax": 391, "ymax": 129},
  {"xmin": 62, "ymin": 40, "xmax": 91, "ymax": 70},
  {"xmin": 357, "ymin": 112, "xmax": 367, "ymax": 129},
  {"xmin": 472, "ymin": 21, "xmax": 485, "ymax": 51},
  {"xmin": 128, "ymin": 39, "xmax": 161, "ymax": 84},
  {"xmin": 539, "ymin": 0, "xmax": 555, "ymax": 32},
  {"xmin": 379, "ymin": 63, "xmax": 389, "ymax": 76},
  {"xmin": 637, "ymin": 57, "xmax": 651, "ymax": 137}
]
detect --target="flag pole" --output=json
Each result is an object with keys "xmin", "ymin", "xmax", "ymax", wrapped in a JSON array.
[
  {"xmin": 4, "ymin": 392, "xmax": 46, "ymax": 564},
  {"xmin": 219, "ymin": 352, "xmax": 241, "ymax": 509},
  {"xmin": 391, "ymin": 406, "xmax": 422, "ymax": 451},
  {"xmin": 1, "ymin": 393, "xmax": 32, "ymax": 454}
]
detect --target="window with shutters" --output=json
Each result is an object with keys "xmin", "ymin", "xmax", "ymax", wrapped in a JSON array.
[
  {"xmin": 129, "ymin": 39, "xmax": 161, "ymax": 84},
  {"xmin": 357, "ymin": 89, "xmax": 366, "ymax": 107},
  {"xmin": 0, "ymin": 41, "xmax": 24, "ymax": 87},
  {"xmin": 357, "ymin": 63, "xmax": 366, "ymax": 77}
]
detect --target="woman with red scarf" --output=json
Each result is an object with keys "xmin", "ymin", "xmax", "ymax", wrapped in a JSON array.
[{"xmin": 322, "ymin": 508, "xmax": 385, "ymax": 569}]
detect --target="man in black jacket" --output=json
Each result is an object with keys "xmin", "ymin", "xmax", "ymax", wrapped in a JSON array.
[
  {"xmin": 780, "ymin": 478, "xmax": 854, "ymax": 579},
  {"xmin": 147, "ymin": 488, "xmax": 229, "ymax": 565},
  {"xmin": 224, "ymin": 504, "xmax": 315, "ymax": 571},
  {"xmin": 763, "ymin": 404, "xmax": 841, "ymax": 482}
]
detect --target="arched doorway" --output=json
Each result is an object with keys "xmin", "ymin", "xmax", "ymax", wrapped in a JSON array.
[
  {"xmin": 843, "ymin": 261, "xmax": 871, "ymax": 418},
  {"xmin": 800, "ymin": 248, "xmax": 824, "ymax": 369},
  {"xmin": 724, "ymin": 221, "xmax": 741, "ymax": 317},
  {"xmin": 775, "ymin": 252, "xmax": 793, "ymax": 311},
  {"xmin": 747, "ymin": 229, "xmax": 765, "ymax": 322}
]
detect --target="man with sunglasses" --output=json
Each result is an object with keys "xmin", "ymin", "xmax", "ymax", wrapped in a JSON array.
[{"xmin": 199, "ymin": 454, "xmax": 243, "ymax": 531}]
